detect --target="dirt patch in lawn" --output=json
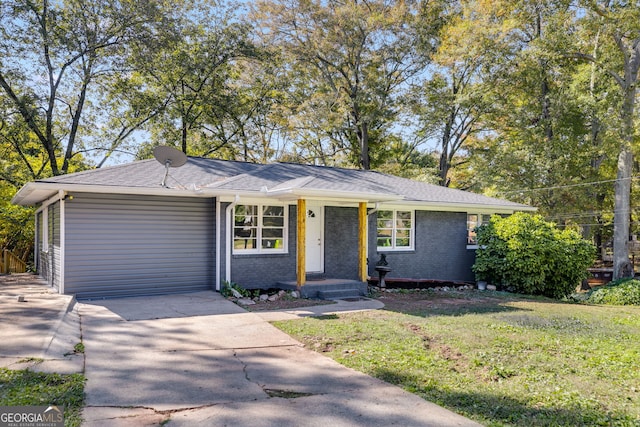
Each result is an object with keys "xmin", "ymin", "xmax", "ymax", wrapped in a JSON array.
[
  {"xmin": 236, "ymin": 287, "xmax": 516, "ymax": 313},
  {"xmin": 375, "ymin": 289, "xmax": 515, "ymax": 314}
]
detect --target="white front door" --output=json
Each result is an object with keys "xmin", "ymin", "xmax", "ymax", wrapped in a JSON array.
[{"xmin": 305, "ymin": 204, "xmax": 324, "ymax": 273}]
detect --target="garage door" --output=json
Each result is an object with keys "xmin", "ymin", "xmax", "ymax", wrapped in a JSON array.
[{"xmin": 64, "ymin": 194, "xmax": 214, "ymax": 299}]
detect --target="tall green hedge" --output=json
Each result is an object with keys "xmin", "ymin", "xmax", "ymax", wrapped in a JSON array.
[{"xmin": 472, "ymin": 213, "xmax": 596, "ymax": 299}]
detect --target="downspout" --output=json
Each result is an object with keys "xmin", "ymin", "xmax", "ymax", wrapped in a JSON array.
[
  {"xmin": 365, "ymin": 203, "xmax": 380, "ymax": 279},
  {"xmin": 225, "ymin": 195, "xmax": 240, "ymax": 286},
  {"xmin": 367, "ymin": 202, "xmax": 380, "ymax": 217}
]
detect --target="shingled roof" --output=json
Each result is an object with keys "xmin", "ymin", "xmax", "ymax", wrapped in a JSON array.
[{"xmin": 12, "ymin": 157, "xmax": 534, "ymax": 212}]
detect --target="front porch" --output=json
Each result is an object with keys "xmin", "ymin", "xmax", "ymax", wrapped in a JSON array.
[{"xmin": 277, "ymin": 278, "xmax": 368, "ymax": 299}]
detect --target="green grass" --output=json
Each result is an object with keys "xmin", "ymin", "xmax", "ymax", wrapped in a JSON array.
[
  {"xmin": 0, "ymin": 368, "xmax": 85, "ymax": 427},
  {"xmin": 273, "ymin": 291, "xmax": 640, "ymax": 426}
]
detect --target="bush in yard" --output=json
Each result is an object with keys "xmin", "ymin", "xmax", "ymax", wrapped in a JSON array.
[
  {"xmin": 587, "ymin": 279, "xmax": 640, "ymax": 305},
  {"xmin": 472, "ymin": 212, "xmax": 596, "ymax": 299}
]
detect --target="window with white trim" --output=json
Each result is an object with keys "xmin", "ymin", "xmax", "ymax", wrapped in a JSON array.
[
  {"xmin": 467, "ymin": 214, "xmax": 491, "ymax": 245},
  {"xmin": 376, "ymin": 210, "xmax": 414, "ymax": 250},
  {"xmin": 234, "ymin": 204, "xmax": 287, "ymax": 253}
]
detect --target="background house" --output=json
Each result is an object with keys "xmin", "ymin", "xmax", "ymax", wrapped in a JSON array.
[{"xmin": 12, "ymin": 156, "xmax": 535, "ymax": 299}]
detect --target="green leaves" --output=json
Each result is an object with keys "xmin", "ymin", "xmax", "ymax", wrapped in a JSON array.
[
  {"xmin": 473, "ymin": 212, "xmax": 596, "ymax": 298},
  {"xmin": 587, "ymin": 279, "xmax": 640, "ymax": 306}
]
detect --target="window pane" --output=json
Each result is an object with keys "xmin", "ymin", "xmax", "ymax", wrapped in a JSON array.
[
  {"xmin": 263, "ymin": 216, "xmax": 284, "ymax": 227},
  {"xmin": 263, "ymin": 206, "xmax": 284, "ymax": 216},
  {"xmin": 235, "ymin": 205, "xmax": 257, "ymax": 225},
  {"xmin": 377, "ymin": 229, "xmax": 392, "ymax": 238},
  {"xmin": 396, "ymin": 211, "xmax": 412, "ymax": 228},
  {"xmin": 396, "ymin": 237, "xmax": 410, "ymax": 247},
  {"xmin": 396, "ymin": 219, "xmax": 412, "ymax": 229},
  {"xmin": 481, "ymin": 214, "xmax": 491, "ymax": 225},
  {"xmin": 396, "ymin": 229, "xmax": 410, "ymax": 239},
  {"xmin": 234, "ymin": 238, "xmax": 256, "ymax": 249},
  {"xmin": 262, "ymin": 238, "xmax": 283, "ymax": 249},
  {"xmin": 377, "ymin": 237, "xmax": 393, "ymax": 247},
  {"xmin": 467, "ymin": 214, "xmax": 478, "ymax": 229},
  {"xmin": 262, "ymin": 228, "xmax": 283, "ymax": 239},
  {"xmin": 377, "ymin": 211, "xmax": 392, "ymax": 227},
  {"xmin": 467, "ymin": 214, "xmax": 478, "ymax": 244}
]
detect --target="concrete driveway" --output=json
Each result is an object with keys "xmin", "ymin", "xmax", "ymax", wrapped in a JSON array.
[
  {"xmin": 0, "ymin": 274, "xmax": 81, "ymax": 373},
  {"xmin": 1, "ymin": 275, "xmax": 480, "ymax": 426}
]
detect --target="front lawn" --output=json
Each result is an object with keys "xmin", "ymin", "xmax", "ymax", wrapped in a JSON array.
[
  {"xmin": 0, "ymin": 368, "xmax": 85, "ymax": 427},
  {"xmin": 273, "ymin": 290, "xmax": 640, "ymax": 426}
]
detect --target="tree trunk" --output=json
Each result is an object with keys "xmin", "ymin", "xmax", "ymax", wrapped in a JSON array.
[
  {"xmin": 360, "ymin": 121, "xmax": 370, "ymax": 170},
  {"xmin": 613, "ymin": 145, "xmax": 633, "ymax": 278},
  {"xmin": 612, "ymin": 55, "xmax": 638, "ymax": 279}
]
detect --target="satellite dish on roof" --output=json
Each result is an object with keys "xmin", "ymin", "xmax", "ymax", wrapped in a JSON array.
[{"xmin": 153, "ymin": 146, "xmax": 188, "ymax": 188}]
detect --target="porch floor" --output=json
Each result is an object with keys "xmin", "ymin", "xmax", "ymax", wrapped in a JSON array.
[{"xmin": 277, "ymin": 279, "xmax": 368, "ymax": 300}]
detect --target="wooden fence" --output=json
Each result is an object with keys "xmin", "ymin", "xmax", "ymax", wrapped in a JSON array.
[{"xmin": 0, "ymin": 249, "xmax": 27, "ymax": 274}]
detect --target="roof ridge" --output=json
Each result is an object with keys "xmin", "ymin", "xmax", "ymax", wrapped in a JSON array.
[
  {"xmin": 39, "ymin": 159, "xmax": 156, "ymax": 182},
  {"xmin": 274, "ymin": 161, "xmax": 361, "ymax": 173}
]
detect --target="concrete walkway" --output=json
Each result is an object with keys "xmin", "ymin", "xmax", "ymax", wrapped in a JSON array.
[{"xmin": 0, "ymin": 276, "xmax": 481, "ymax": 426}]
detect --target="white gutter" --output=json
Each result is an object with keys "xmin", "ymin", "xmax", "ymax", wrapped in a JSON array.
[
  {"xmin": 224, "ymin": 195, "xmax": 240, "ymax": 287},
  {"xmin": 262, "ymin": 187, "xmax": 402, "ymax": 203},
  {"xmin": 16, "ymin": 181, "xmax": 534, "ymax": 213},
  {"xmin": 380, "ymin": 200, "xmax": 537, "ymax": 213},
  {"xmin": 364, "ymin": 203, "xmax": 380, "ymax": 267},
  {"xmin": 13, "ymin": 182, "xmax": 251, "ymax": 206}
]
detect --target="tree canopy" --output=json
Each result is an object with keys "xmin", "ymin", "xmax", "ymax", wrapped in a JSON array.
[{"xmin": 2, "ymin": 0, "xmax": 640, "ymax": 271}]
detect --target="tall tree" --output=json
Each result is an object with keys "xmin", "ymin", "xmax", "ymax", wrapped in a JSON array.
[
  {"xmin": 573, "ymin": 2, "xmax": 640, "ymax": 278},
  {"xmin": 0, "ymin": 0, "xmax": 167, "ymax": 174},
  {"xmin": 127, "ymin": 1, "xmax": 256, "ymax": 157},
  {"xmin": 253, "ymin": 0, "xmax": 443, "ymax": 169},
  {"xmin": 410, "ymin": 1, "xmax": 492, "ymax": 186}
]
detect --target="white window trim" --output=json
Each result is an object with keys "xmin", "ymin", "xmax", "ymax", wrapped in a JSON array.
[
  {"xmin": 41, "ymin": 207, "xmax": 49, "ymax": 253},
  {"xmin": 466, "ymin": 213, "xmax": 492, "ymax": 249},
  {"xmin": 233, "ymin": 204, "xmax": 288, "ymax": 255},
  {"xmin": 376, "ymin": 209, "xmax": 415, "ymax": 251}
]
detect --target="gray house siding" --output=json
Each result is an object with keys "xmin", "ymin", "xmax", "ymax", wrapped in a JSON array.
[
  {"xmin": 368, "ymin": 210, "xmax": 475, "ymax": 282},
  {"xmin": 229, "ymin": 204, "xmax": 297, "ymax": 288},
  {"xmin": 36, "ymin": 211, "xmax": 45, "ymax": 282},
  {"xmin": 324, "ymin": 206, "xmax": 360, "ymax": 281},
  {"xmin": 64, "ymin": 194, "xmax": 214, "ymax": 299},
  {"xmin": 37, "ymin": 203, "xmax": 61, "ymax": 291},
  {"xmin": 51, "ymin": 202, "xmax": 62, "ymax": 291}
]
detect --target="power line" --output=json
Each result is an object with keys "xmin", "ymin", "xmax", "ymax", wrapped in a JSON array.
[{"xmin": 498, "ymin": 175, "xmax": 640, "ymax": 196}]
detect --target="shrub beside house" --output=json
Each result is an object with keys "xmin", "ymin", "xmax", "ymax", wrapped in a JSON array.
[{"xmin": 473, "ymin": 212, "xmax": 596, "ymax": 299}]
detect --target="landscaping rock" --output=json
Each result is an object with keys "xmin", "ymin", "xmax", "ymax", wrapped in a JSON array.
[
  {"xmin": 487, "ymin": 284, "xmax": 497, "ymax": 291},
  {"xmin": 290, "ymin": 291, "xmax": 299, "ymax": 298},
  {"xmin": 231, "ymin": 288, "xmax": 243, "ymax": 299},
  {"xmin": 259, "ymin": 294, "xmax": 269, "ymax": 302},
  {"xmin": 237, "ymin": 298, "xmax": 256, "ymax": 306},
  {"xmin": 267, "ymin": 294, "xmax": 279, "ymax": 302}
]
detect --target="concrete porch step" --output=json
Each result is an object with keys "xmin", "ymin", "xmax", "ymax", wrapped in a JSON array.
[
  {"xmin": 277, "ymin": 279, "xmax": 368, "ymax": 300},
  {"xmin": 317, "ymin": 289, "xmax": 363, "ymax": 300}
]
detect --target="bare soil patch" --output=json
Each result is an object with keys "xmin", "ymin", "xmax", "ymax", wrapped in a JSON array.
[{"xmin": 375, "ymin": 289, "xmax": 512, "ymax": 313}]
